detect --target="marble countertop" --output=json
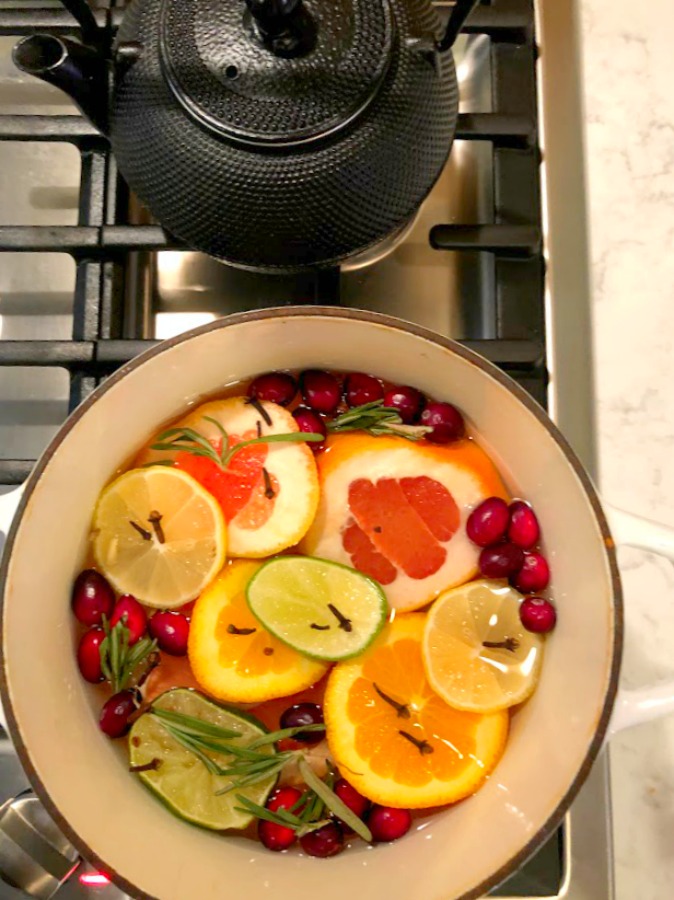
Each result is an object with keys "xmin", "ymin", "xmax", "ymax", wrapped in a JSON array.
[{"xmin": 579, "ymin": 0, "xmax": 674, "ymax": 897}]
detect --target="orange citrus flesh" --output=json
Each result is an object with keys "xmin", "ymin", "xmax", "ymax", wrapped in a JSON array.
[
  {"xmin": 302, "ymin": 433, "xmax": 509, "ymax": 611},
  {"xmin": 188, "ymin": 560, "xmax": 328, "ymax": 703},
  {"xmin": 324, "ymin": 614, "xmax": 509, "ymax": 808}
]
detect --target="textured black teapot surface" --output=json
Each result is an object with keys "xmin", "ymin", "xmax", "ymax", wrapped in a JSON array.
[
  {"xmin": 160, "ymin": 0, "xmax": 395, "ymax": 147},
  {"xmin": 14, "ymin": 0, "xmax": 477, "ymax": 272}
]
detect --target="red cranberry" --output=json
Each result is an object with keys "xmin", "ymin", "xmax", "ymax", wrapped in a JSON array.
[
  {"xmin": 268, "ymin": 786, "xmax": 303, "ymax": 813},
  {"xmin": 77, "ymin": 628, "xmax": 105, "ymax": 683},
  {"xmin": 248, "ymin": 372, "xmax": 297, "ymax": 407},
  {"xmin": 511, "ymin": 551, "xmax": 550, "ymax": 593},
  {"xmin": 334, "ymin": 778, "xmax": 369, "ymax": 820},
  {"xmin": 110, "ymin": 595, "xmax": 147, "ymax": 645},
  {"xmin": 467, "ymin": 497, "xmax": 510, "ymax": 547},
  {"xmin": 260, "ymin": 787, "xmax": 300, "ymax": 853},
  {"xmin": 148, "ymin": 611, "xmax": 189, "ymax": 656},
  {"xmin": 508, "ymin": 501, "xmax": 541, "ymax": 550},
  {"xmin": 300, "ymin": 370, "xmax": 341, "ymax": 414},
  {"xmin": 279, "ymin": 703, "xmax": 324, "ymax": 744},
  {"xmin": 300, "ymin": 822, "xmax": 345, "ymax": 858},
  {"xmin": 520, "ymin": 597, "xmax": 557, "ymax": 634},
  {"xmin": 99, "ymin": 690, "xmax": 138, "ymax": 739},
  {"xmin": 383, "ymin": 386, "xmax": 424, "ymax": 424},
  {"xmin": 71, "ymin": 570, "xmax": 114, "ymax": 627},
  {"xmin": 259, "ymin": 820, "xmax": 296, "ymax": 852},
  {"xmin": 479, "ymin": 543, "xmax": 525, "ymax": 579},
  {"xmin": 344, "ymin": 373, "xmax": 384, "ymax": 407},
  {"xmin": 293, "ymin": 406, "xmax": 327, "ymax": 451},
  {"xmin": 368, "ymin": 806, "xmax": 412, "ymax": 843},
  {"xmin": 420, "ymin": 402, "xmax": 465, "ymax": 443}
]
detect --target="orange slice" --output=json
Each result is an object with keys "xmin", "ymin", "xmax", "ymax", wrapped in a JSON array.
[
  {"xmin": 324, "ymin": 614, "xmax": 508, "ymax": 808},
  {"xmin": 137, "ymin": 397, "xmax": 319, "ymax": 558},
  {"xmin": 188, "ymin": 560, "xmax": 328, "ymax": 703},
  {"xmin": 301, "ymin": 433, "xmax": 508, "ymax": 611}
]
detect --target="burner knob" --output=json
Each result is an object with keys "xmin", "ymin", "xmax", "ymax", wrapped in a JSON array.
[{"xmin": 0, "ymin": 791, "xmax": 80, "ymax": 898}]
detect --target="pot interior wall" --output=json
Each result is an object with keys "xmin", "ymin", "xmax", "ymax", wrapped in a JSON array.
[{"xmin": 1, "ymin": 313, "xmax": 618, "ymax": 900}]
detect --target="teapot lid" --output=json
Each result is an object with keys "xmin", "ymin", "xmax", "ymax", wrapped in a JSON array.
[{"xmin": 160, "ymin": 0, "xmax": 395, "ymax": 147}]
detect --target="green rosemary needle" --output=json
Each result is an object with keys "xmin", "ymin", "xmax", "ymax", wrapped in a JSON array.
[
  {"xmin": 99, "ymin": 616, "xmax": 157, "ymax": 693},
  {"xmin": 151, "ymin": 416, "xmax": 323, "ymax": 472},
  {"xmin": 328, "ymin": 401, "xmax": 431, "ymax": 442}
]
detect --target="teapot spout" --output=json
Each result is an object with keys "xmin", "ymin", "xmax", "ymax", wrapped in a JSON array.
[{"xmin": 12, "ymin": 35, "xmax": 108, "ymax": 134}]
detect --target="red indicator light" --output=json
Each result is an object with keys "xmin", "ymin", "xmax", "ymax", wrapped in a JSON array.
[{"xmin": 79, "ymin": 872, "xmax": 110, "ymax": 887}]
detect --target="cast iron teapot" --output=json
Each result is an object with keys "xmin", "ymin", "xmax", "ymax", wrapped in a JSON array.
[{"xmin": 13, "ymin": 0, "xmax": 479, "ymax": 272}]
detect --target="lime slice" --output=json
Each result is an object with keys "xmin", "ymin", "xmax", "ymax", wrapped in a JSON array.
[
  {"xmin": 92, "ymin": 466, "xmax": 226, "ymax": 609},
  {"xmin": 246, "ymin": 556, "xmax": 388, "ymax": 661},
  {"xmin": 129, "ymin": 688, "xmax": 276, "ymax": 831},
  {"xmin": 423, "ymin": 579, "xmax": 544, "ymax": 713}
]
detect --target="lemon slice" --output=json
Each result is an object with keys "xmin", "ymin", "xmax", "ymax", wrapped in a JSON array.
[
  {"xmin": 129, "ymin": 689, "xmax": 276, "ymax": 831},
  {"xmin": 92, "ymin": 467, "xmax": 226, "ymax": 609},
  {"xmin": 246, "ymin": 556, "xmax": 388, "ymax": 661},
  {"xmin": 423, "ymin": 579, "xmax": 544, "ymax": 713}
]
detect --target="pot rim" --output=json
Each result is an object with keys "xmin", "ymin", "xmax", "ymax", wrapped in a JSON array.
[{"xmin": 0, "ymin": 307, "xmax": 623, "ymax": 900}]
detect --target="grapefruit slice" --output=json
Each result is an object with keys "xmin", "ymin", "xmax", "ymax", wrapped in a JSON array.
[
  {"xmin": 137, "ymin": 397, "xmax": 319, "ymax": 558},
  {"xmin": 301, "ymin": 433, "xmax": 508, "ymax": 611}
]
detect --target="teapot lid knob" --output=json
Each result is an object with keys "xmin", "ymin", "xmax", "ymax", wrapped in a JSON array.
[{"xmin": 159, "ymin": 0, "xmax": 395, "ymax": 148}]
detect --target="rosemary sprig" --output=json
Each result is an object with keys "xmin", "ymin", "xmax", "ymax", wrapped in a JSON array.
[
  {"xmin": 99, "ymin": 616, "xmax": 157, "ymax": 693},
  {"xmin": 147, "ymin": 705, "xmax": 324, "ymax": 792},
  {"xmin": 145, "ymin": 705, "xmax": 368, "ymax": 839},
  {"xmin": 233, "ymin": 762, "xmax": 370, "ymax": 840},
  {"xmin": 151, "ymin": 416, "xmax": 323, "ymax": 470},
  {"xmin": 299, "ymin": 759, "xmax": 372, "ymax": 841},
  {"xmin": 328, "ymin": 401, "xmax": 431, "ymax": 442},
  {"xmin": 247, "ymin": 723, "xmax": 325, "ymax": 749},
  {"xmin": 233, "ymin": 795, "xmax": 332, "ymax": 838},
  {"xmin": 234, "ymin": 795, "xmax": 304, "ymax": 828},
  {"xmin": 149, "ymin": 707, "xmax": 241, "ymax": 740}
]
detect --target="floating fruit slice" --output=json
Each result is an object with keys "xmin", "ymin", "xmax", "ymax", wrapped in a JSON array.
[
  {"xmin": 137, "ymin": 397, "xmax": 319, "ymax": 558},
  {"xmin": 129, "ymin": 689, "xmax": 276, "ymax": 831},
  {"xmin": 423, "ymin": 580, "xmax": 544, "ymax": 713},
  {"xmin": 246, "ymin": 556, "xmax": 388, "ymax": 662},
  {"xmin": 301, "ymin": 433, "xmax": 508, "ymax": 611},
  {"xmin": 324, "ymin": 615, "xmax": 508, "ymax": 808},
  {"xmin": 189, "ymin": 560, "xmax": 328, "ymax": 703},
  {"xmin": 92, "ymin": 467, "xmax": 226, "ymax": 609}
]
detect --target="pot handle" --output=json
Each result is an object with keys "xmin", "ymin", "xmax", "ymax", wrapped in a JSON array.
[
  {"xmin": 0, "ymin": 485, "xmax": 24, "ymax": 559},
  {"xmin": 0, "ymin": 485, "xmax": 24, "ymax": 733},
  {"xmin": 0, "ymin": 790, "xmax": 80, "ymax": 899},
  {"xmin": 605, "ymin": 505, "xmax": 674, "ymax": 736},
  {"xmin": 437, "ymin": 0, "xmax": 480, "ymax": 52}
]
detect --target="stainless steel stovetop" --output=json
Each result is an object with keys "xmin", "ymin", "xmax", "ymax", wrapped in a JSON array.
[{"xmin": 0, "ymin": 1, "xmax": 613, "ymax": 898}]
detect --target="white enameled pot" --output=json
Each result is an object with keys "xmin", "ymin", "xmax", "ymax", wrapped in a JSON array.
[{"xmin": 1, "ymin": 309, "xmax": 673, "ymax": 900}]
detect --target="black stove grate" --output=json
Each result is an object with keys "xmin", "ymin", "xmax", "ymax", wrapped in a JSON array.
[{"xmin": 0, "ymin": 0, "xmax": 547, "ymax": 483}]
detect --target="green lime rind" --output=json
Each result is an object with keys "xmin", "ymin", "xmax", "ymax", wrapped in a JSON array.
[
  {"xmin": 128, "ymin": 688, "xmax": 277, "ymax": 832},
  {"xmin": 246, "ymin": 556, "xmax": 389, "ymax": 662}
]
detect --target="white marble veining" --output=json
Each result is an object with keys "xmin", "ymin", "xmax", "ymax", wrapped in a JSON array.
[{"xmin": 579, "ymin": 0, "xmax": 674, "ymax": 896}]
